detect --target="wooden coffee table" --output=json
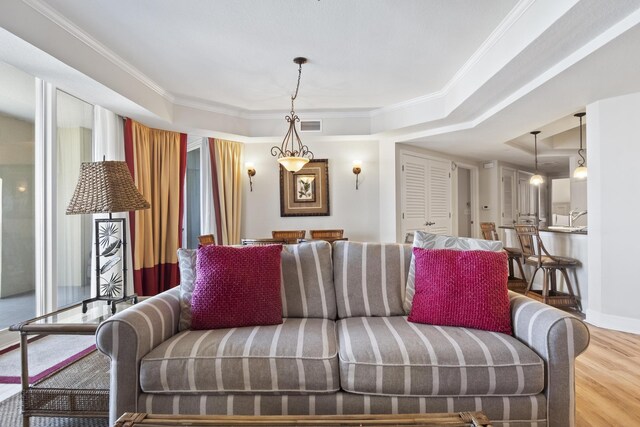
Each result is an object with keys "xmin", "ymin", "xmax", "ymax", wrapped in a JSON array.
[{"xmin": 115, "ymin": 412, "xmax": 492, "ymax": 426}]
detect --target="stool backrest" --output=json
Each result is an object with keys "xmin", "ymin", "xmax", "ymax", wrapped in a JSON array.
[
  {"xmin": 480, "ymin": 222, "xmax": 499, "ymax": 241},
  {"xmin": 513, "ymin": 225, "xmax": 554, "ymax": 266}
]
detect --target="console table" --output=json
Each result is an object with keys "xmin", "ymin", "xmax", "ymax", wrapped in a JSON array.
[{"xmin": 9, "ymin": 299, "xmax": 136, "ymax": 427}]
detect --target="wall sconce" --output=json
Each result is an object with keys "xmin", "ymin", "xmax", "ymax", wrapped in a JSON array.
[
  {"xmin": 352, "ymin": 160, "xmax": 362, "ymax": 190},
  {"xmin": 246, "ymin": 162, "xmax": 256, "ymax": 192}
]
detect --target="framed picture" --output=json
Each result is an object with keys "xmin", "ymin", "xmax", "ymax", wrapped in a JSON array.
[{"xmin": 280, "ymin": 159, "xmax": 330, "ymax": 216}]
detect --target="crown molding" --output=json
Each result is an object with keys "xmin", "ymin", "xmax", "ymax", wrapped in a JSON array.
[
  {"xmin": 21, "ymin": 0, "xmax": 174, "ymax": 102},
  {"xmin": 371, "ymin": 0, "xmax": 536, "ymax": 117}
]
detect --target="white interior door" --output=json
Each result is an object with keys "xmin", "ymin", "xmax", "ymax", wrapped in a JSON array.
[
  {"xmin": 401, "ymin": 153, "xmax": 452, "ymax": 238},
  {"xmin": 427, "ymin": 159, "xmax": 452, "ymax": 235},
  {"xmin": 401, "ymin": 155, "xmax": 428, "ymax": 234}
]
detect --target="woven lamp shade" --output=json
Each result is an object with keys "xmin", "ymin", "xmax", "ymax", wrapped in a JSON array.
[{"xmin": 66, "ymin": 160, "xmax": 150, "ymax": 214}]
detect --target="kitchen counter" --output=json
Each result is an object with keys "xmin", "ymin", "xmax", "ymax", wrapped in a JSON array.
[
  {"xmin": 499, "ymin": 225, "xmax": 587, "ymax": 235},
  {"xmin": 500, "ymin": 226, "xmax": 588, "ymax": 310}
]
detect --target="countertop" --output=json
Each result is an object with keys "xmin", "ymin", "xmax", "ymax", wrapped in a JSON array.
[{"xmin": 499, "ymin": 225, "xmax": 587, "ymax": 235}]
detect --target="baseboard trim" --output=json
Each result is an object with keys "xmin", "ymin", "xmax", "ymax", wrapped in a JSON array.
[{"xmin": 585, "ymin": 309, "xmax": 640, "ymax": 335}]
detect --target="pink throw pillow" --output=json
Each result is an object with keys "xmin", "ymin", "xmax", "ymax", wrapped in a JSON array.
[
  {"xmin": 191, "ymin": 245, "xmax": 283, "ymax": 330},
  {"xmin": 408, "ymin": 248, "xmax": 512, "ymax": 335}
]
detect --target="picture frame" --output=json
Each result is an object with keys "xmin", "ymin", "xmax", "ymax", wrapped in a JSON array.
[{"xmin": 280, "ymin": 159, "xmax": 330, "ymax": 217}]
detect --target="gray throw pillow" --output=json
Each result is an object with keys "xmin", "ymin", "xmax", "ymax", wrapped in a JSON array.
[
  {"xmin": 177, "ymin": 248, "xmax": 198, "ymax": 331},
  {"xmin": 403, "ymin": 231, "xmax": 503, "ymax": 314}
]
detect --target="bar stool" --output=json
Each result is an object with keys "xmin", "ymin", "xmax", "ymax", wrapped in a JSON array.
[
  {"xmin": 513, "ymin": 225, "xmax": 581, "ymax": 311},
  {"xmin": 480, "ymin": 222, "xmax": 527, "ymax": 292}
]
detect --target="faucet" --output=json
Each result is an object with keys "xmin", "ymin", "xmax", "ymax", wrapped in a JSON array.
[{"xmin": 569, "ymin": 209, "xmax": 587, "ymax": 227}]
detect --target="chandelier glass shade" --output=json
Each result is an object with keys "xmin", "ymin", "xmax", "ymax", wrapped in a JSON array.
[
  {"xmin": 573, "ymin": 112, "xmax": 587, "ymax": 179},
  {"xmin": 271, "ymin": 57, "xmax": 314, "ymax": 172}
]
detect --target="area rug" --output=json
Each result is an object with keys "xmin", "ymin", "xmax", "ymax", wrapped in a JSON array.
[
  {"xmin": 0, "ymin": 335, "xmax": 96, "ymax": 384},
  {"xmin": 0, "ymin": 350, "xmax": 109, "ymax": 426}
]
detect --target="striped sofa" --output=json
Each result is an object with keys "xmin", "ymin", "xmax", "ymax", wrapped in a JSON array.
[{"xmin": 96, "ymin": 241, "xmax": 589, "ymax": 427}]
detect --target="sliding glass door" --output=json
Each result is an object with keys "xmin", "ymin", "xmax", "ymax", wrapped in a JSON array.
[
  {"xmin": 55, "ymin": 90, "xmax": 93, "ymax": 308},
  {"xmin": 0, "ymin": 62, "xmax": 36, "ymax": 330}
]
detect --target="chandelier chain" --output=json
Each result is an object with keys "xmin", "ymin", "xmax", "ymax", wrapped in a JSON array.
[{"xmin": 291, "ymin": 62, "xmax": 303, "ymax": 113}]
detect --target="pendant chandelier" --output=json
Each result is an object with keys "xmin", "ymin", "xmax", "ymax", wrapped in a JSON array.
[
  {"xmin": 271, "ymin": 57, "xmax": 314, "ymax": 172},
  {"xmin": 573, "ymin": 112, "xmax": 587, "ymax": 179},
  {"xmin": 529, "ymin": 131, "xmax": 544, "ymax": 186}
]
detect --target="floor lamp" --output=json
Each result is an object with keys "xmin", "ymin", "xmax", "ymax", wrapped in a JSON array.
[{"xmin": 66, "ymin": 159, "xmax": 150, "ymax": 313}]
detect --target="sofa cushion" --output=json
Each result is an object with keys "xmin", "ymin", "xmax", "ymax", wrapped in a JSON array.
[
  {"xmin": 408, "ymin": 248, "xmax": 512, "ymax": 335},
  {"xmin": 191, "ymin": 244, "xmax": 283, "ymax": 330},
  {"xmin": 404, "ymin": 231, "xmax": 503, "ymax": 314},
  {"xmin": 337, "ymin": 316, "xmax": 544, "ymax": 397},
  {"xmin": 333, "ymin": 242, "xmax": 412, "ymax": 318},
  {"xmin": 140, "ymin": 318, "xmax": 339, "ymax": 394},
  {"xmin": 281, "ymin": 241, "xmax": 337, "ymax": 319}
]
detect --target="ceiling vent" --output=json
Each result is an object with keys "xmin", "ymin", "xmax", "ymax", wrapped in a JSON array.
[{"xmin": 300, "ymin": 120, "xmax": 322, "ymax": 132}]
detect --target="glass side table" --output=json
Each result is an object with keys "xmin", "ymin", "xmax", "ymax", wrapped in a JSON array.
[{"xmin": 9, "ymin": 299, "xmax": 137, "ymax": 427}]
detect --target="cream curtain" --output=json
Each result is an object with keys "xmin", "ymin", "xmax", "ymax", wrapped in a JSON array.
[
  {"xmin": 126, "ymin": 119, "xmax": 186, "ymax": 295},
  {"xmin": 211, "ymin": 138, "xmax": 243, "ymax": 245}
]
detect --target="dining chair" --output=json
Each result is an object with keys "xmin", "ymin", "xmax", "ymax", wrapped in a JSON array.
[
  {"xmin": 197, "ymin": 234, "xmax": 216, "ymax": 246},
  {"xmin": 240, "ymin": 238, "xmax": 286, "ymax": 246},
  {"xmin": 271, "ymin": 230, "xmax": 305, "ymax": 244}
]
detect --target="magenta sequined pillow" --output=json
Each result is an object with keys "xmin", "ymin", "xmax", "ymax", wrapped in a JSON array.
[
  {"xmin": 408, "ymin": 248, "xmax": 512, "ymax": 335},
  {"xmin": 191, "ymin": 245, "xmax": 283, "ymax": 330}
]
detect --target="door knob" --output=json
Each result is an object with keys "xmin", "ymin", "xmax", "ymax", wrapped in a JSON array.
[{"xmin": 425, "ymin": 221, "xmax": 435, "ymax": 226}]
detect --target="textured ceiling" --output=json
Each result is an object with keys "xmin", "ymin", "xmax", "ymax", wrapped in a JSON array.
[{"xmin": 43, "ymin": 0, "xmax": 517, "ymax": 111}]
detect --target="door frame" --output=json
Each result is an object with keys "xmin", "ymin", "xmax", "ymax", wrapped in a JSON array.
[
  {"xmin": 452, "ymin": 162, "xmax": 480, "ymax": 239},
  {"xmin": 399, "ymin": 150, "xmax": 454, "ymax": 240}
]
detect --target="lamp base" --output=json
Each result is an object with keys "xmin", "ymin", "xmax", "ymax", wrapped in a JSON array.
[{"xmin": 81, "ymin": 293, "xmax": 138, "ymax": 314}]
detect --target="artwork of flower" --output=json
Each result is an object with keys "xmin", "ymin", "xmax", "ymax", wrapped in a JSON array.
[{"xmin": 295, "ymin": 175, "xmax": 315, "ymax": 202}]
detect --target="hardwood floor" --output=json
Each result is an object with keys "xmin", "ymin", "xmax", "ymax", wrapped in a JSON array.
[{"xmin": 576, "ymin": 324, "xmax": 640, "ymax": 426}]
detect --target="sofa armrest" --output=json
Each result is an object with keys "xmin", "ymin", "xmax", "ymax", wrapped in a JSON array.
[
  {"xmin": 509, "ymin": 291, "xmax": 590, "ymax": 427},
  {"xmin": 96, "ymin": 287, "xmax": 181, "ymax": 424}
]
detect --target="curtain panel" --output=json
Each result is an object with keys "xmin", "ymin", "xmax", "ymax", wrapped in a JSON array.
[
  {"xmin": 124, "ymin": 118, "xmax": 187, "ymax": 296},
  {"xmin": 209, "ymin": 138, "xmax": 243, "ymax": 245}
]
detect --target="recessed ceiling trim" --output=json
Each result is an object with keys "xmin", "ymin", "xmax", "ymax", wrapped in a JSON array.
[
  {"xmin": 371, "ymin": 0, "xmax": 536, "ymax": 117},
  {"xmin": 22, "ymin": 0, "xmax": 173, "ymax": 102}
]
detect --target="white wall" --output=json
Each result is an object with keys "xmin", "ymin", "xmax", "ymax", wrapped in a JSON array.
[
  {"xmin": 242, "ymin": 139, "xmax": 380, "ymax": 242},
  {"xmin": 586, "ymin": 91, "xmax": 640, "ymax": 334}
]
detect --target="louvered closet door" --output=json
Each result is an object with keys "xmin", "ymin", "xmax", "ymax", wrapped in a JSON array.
[
  {"xmin": 402, "ymin": 155, "xmax": 429, "ymax": 233},
  {"xmin": 401, "ymin": 154, "xmax": 452, "ymax": 239},
  {"xmin": 427, "ymin": 159, "xmax": 452, "ymax": 235}
]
